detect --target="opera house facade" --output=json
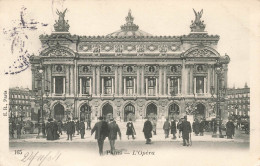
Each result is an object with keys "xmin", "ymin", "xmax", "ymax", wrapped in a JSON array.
[{"xmin": 30, "ymin": 10, "xmax": 230, "ymax": 122}]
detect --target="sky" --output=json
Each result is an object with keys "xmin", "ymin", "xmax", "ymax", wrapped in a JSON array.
[{"xmin": 0, "ymin": 0, "xmax": 256, "ymax": 89}]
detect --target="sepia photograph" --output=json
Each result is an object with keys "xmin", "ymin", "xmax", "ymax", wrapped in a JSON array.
[{"xmin": 0, "ymin": 0, "xmax": 259, "ymax": 166}]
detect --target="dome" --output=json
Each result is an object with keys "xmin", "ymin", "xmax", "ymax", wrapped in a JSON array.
[{"xmin": 106, "ymin": 10, "xmax": 152, "ymax": 37}]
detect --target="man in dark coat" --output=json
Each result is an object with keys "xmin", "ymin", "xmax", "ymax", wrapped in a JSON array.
[
  {"xmin": 180, "ymin": 116, "xmax": 192, "ymax": 146},
  {"xmin": 57, "ymin": 120, "xmax": 63, "ymax": 135},
  {"xmin": 108, "ymin": 118, "xmax": 121, "ymax": 154},
  {"xmin": 143, "ymin": 117, "xmax": 153, "ymax": 144},
  {"xmin": 192, "ymin": 118, "xmax": 200, "ymax": 136},
  {"xmin": 87, "ymin": 117, "xmax": 91, "ymax": 130},
  {"xmin": 126, "ymin": 119, "xmax": 136, "ymax": 140},
  {"xmin": 46, "ymin": 118, "xmax": 54, "ymax": 140},
  {"xmin": 91, "ymin": 116, "xmax": 109, "ymax": 155},
  {"xmin": 9, "ymin": 122, "xmax": 14, "ymax": 139},
  {"xmin": 79, "ymin": 120, "xmax": 85, "ymax": 139},
  {"xmin": 53, "ymin": 120, "xmax": 60, "ymax": 140},
  {"xmin": 66, "ymin": 117, "xmax": 75, "ymax": 141},
  {"xmin": 199, "ymin": 119, "xmax": 205, "ymax": 136},
  {"xmin": 226, "ymin": 118, "xmax": 235, "ymax": 139},
  {"xmin": 163, "ymin": 118, "xmax": 171, "ymax": 138},
  {"xmin": 177, "ymin": 118, "xmax": 183, "ymax": 138},
  {"xmin": 170, "ymin": 119, "xmax": 177, "ymax": 139}
]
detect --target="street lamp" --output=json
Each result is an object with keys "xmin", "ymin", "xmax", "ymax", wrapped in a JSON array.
[
  {"xmin": 34, "ymin": 65, "xmax": 50, "ymax": 139},
  {"xmin": 210, "ymin": 64, "xmax": 226, "ymax": 138}
]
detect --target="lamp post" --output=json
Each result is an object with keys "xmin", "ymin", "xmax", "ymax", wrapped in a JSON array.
[
  {"xmin": 210, "ymin": 64, "xmax": 227, "ymax": 138},
  {"xmin": 34, "ymin": 65, "xmax": 50, "ymax": 139}
]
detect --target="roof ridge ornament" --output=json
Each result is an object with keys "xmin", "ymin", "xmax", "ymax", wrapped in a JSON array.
[
  {"xmin": 54, "ymin": 9, "xmax": 70, "ymax": 32},
  {"xmin": 190, "ymin": 9, "xmax": 206, "ymax": 32},
  {"xmin": 120, "ymin": 9, "xmax": 139, "ymax": 31}
]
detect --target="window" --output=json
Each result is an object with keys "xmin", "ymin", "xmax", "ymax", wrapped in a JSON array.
[
  {"xmin": 53, "ymin": 76, "xmax": 64, "ymax": 94},
  {"xmin": 196, "ymin": 76, "xmax": 205, "ymax": 93},
  {"xmin": 104, "ymin": 77, "xmax": 112, "ymax": 94},
  {"xmin": 126, "ymin": 77, "xmax": 134, "ymax": 95},
  {"xmin": 197, "ymin": 65, "xmax": 203, "ymax": 72},
  {"xmin": 148, "ymin": 77, "xmax": 156, "ymax": 96},
  {"xmin": 81, "ymin": 77, "xmax": 91, "ymax": 95},
  {"xmin": 171, "ymin": 66, "xmax": 177, "ymax": 73},
  {"xmin": 83, "ymin": 66, "xmax": 89, "ymax": 72},
  {"xmin": 170, "ymin": 77, "xmax": 179, "ymax": 95},
  {"xmin": 56, "ymin": 65, "xmax": 62, "ymax": 72}
]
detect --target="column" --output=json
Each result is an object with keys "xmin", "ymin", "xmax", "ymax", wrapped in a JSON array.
[
  {"xmin": 53, "ymin": 77, "xmax": 55, "ymax": 94},
  {"xmin": 97, "ymin": 66, "xmax": 100, "ymax": 95},
  {"xmin": 181, "ymin": 60, "xmax": 186, "ymax": 95},
  {"xmin": 145, "ymin": 77, "xmax": 148, "ymax": 96},
  {"xmin": 90, "ymin": 78, "xmax": 92, "ymax": 95},
  {"xmin": 74, "ymin": 60, "xmax": 78, "ymax": 97},
  {"xmin": 155, "ymin": 77, "xmax": 158, "ymax": 96},
  {"xmin": 204, "ymin": 77, "xmax": 206, "ymax": 94},
  {"xmin": 163, "ymin": 67, "xmax": 167, "ymax": 95},
  {"xmin": 48, "ymin": 66, "xmax": 52, "ymax": 93},
  {"xmin": 124, "ymin": 77, "xmax": 126, "ymax": 95},
  {"xmin": 137, "ymin": 67, "xmax": 140, "ymax": 95},
  {"xmin": 168, "ymin": 78, "xmax": 170, "ymax": 95},
  {"xmin": 190, "ymin": 67, "xmax": 193, "ymax": 94},
  {"xmin": 194, "ymin": 77, "xmax": 196, "ymax": 94},
  {"xmin": 159, "ymin": 67, "xmax": 162, "ymax": 95},
  {"xmin": 207, "ymin": 67, "xmax": 211, "ymax": 95},
  {"xmin": 115, "ymin": 66, "xmax": 118, "ymax": 95},
  {"xmin": 79, "ymin": 78, "xmax": 82, "ymax": 95},
  {"xmin": 66, "ymin": 66, "xmax": 69, "ymax": 95},
  {"xmin": 63, "ymin": 77, "xmax": 66, "ymax": 94},
  {"xmin": 112, "ymin": 77, "xmax": 114, "ymax": 94},
  {"xmin": 101, "ymin": 77, "xmax": 104, "ymax": 95},
  {"xmin": 178, "ymin": 78, "xmax": 180, "ymax": 94},
  {"xmin": 70, "ymin": 66, "xmax": 74, "ymax": 95},
  {"xmin": 92, "ymin": 66, "xmax": 96, "ymax": 95},
  {"xmin": 141, "ymin": 66, "xmax": 145, "ymax": 95},
  {"xmin": 134, "ymin": 77, "xmax": 136, "ymax": 94},
  {"xmin": 119, "ymin": 66, "xmax": 122, "ymax": 95}
]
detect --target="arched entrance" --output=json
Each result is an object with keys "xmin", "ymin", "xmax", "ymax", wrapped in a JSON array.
[
  {"xmin": 194, "ymin": 103, "xmax": 206, "ymax": 120},
  {"xmin": 168, "ymin": 103, "xmax": 180, "ymax": 120},
  {"xmin": 124, "ymin": 103, "xmax": 135, "ymax": 122},
  {"xmin": 146, "ymin": 103, "xmax": 157, "ymax": 119},
  {"xmin": 80, "ymin": 103, "xmax": 91, "ymax": 122},
  {"xmin": 54, "ymin": 103, "xmax": 65, "ymax": 121},
  {"xmin": 102, "ymin": 103, "xmax": 113, "ymax": 121}
]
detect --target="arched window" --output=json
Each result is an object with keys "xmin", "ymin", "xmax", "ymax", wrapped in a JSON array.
[
  {"xmin": 83, "ymin": 66, "xmax": 89, "ymax": 72},
  {"xmin": 105, "ymin": 66, "xmax": 111, "ymax": 73},
  {"xmin": 127, "ymin": 66, "xmax": 133, "ymax": 73},
  {"xmin": 148, "ymin": 66, "xmax": 155, "ymax": 72},
  {"xmin": 56, "ymin": 65, "xmax": 62, "ymax": 72}
]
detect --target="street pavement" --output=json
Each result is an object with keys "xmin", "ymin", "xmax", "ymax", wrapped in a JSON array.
[{"xmin": 9, "ymin": 120, "xmax": 250, "ymax": 143}]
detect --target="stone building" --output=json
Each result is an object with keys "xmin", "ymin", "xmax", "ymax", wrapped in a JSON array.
[
  {"xmin": 9, "ymin": 87, "xmax": 32, "ymax": 121},
  {"xmin": 29, "ymin": 9, "xmax": 230, "ymax": 122},
  {"xmin": 225, "ymin": 83, "xmax": 250, "ymax": 117}
]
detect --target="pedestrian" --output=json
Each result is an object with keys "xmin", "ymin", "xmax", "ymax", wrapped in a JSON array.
[
  {"xmin": 199, "ymin": 119, "xmax": 205, "ymax": 136},
  {"xmin": 9, "ymin": 122, "xmax": 14, "ymax": 139},
  {"xmin": 152, "ymin": 117, "xmax": 157, "ymax": 135},
  {"xmin": 16, "ymin": 121, "xmax": 22, "ymax": 139},
  {"xmin": 170, "ymin": 118, "xmax": 177, "ymax": 139},
  {"xmin": 126, "ymin": 119, "xmax": 136, "ymax": 140},
  {"xmin": 163, "ymin": 118, "xmax": 171, "ymax": 138},
  {"xmin": 58, "ymin": 120, "xmax": 63, "ymax": 135},
  {"xmin": 91, "ymin": 116, "xmax": 109, "ymax": 156},
  {"xmin": 53, "ymin": 119, "xmax": 60, "ymax": 140},
  {"xmin": 66, "ymin": 117, "xmax": 75, "ymax": 141},
  {"xmin": 143, "ymin": 117, "xmax": 153, "ymax": 144},
  {"xmin": 108, "ymin": 118, "xmax": 121, "ymax": 155},
  {"xmin": 79, "ymin": 119, "xmax": 85, "ymax": 139},
  {"xmin": 180, "ymin": 116, "xmax": 192, "ymax": 146},
  {"xmin": 192, "ymin": 118, "xmax": 200, "ymax": 136},
  {"xmin": 76, "ymin": 118, "xmax": 80, "ymax": 135},
  {"xmin": 177, "ymin": 118, "xmax": 183, "ymax": 138},
  {"xmin": 46, "ymin": 118, "xmax": 54, "ymax": 140},
  {"xmin": 226, "ymin": 118, "xmax": 235, "ymax": 139}
]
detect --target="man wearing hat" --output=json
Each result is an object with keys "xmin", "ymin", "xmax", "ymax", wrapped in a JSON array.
[
  {"xmin": 226, "ymin": 117, "xmax": 235, "ymax": 139},
  {"xmin": 180, "ymin": 116, "xmax": 192, "ymax": 146},
  {"xmin": 143, "ymin": 117, "xmax": 153, "ymax": 144},
  {"xmin": 46, "ymin": 118, "xmax": 54, "ymax": 140},
  {"xmin": 66, "ymin": 117, "xmax": 75, "ymax": 141},
  {"xmin": 108, "ymin": 118, "xmax": 121, "ymax": 154},
  {"xmin": 91, "ymin": 116, "xmax": 109, "ymax": 155}
]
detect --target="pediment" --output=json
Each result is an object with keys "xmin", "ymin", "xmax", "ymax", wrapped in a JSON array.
[
  {"xmin": 183, "ymin": 46, "xmax": 220, "ymax": 58},
  {"xmin": 40, "ymin": 44, "xmax": 75, "ymax": 57}
]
